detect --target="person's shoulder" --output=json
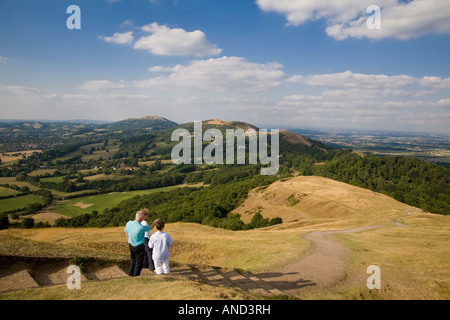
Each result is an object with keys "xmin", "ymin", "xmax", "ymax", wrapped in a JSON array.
[{"xmin": 141, "ymin": 220, "xmax": 149, "ymax": 226}]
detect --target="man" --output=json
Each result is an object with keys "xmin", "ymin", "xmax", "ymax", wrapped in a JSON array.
[{"xmin": 124, "ymin": 210, "xmax": 150, "ymax": 277}]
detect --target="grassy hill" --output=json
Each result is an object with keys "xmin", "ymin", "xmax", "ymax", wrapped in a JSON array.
[{"xmin": 233, "ymin": 176, "xmax": 422, "ymax": 230}]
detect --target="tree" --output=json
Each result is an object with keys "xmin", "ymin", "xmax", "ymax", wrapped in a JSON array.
[
  {"xmin": 0, "ymin": 213, "xmax": 9, "ymax": 230},
  {"xmin": 20, "ymin": 217, "xmax": 35, "ymax": 229}
]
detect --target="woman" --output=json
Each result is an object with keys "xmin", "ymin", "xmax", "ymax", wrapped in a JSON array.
[{"xmin": 141, "ymin": 208, "xmax": 159, "ymax": 272}]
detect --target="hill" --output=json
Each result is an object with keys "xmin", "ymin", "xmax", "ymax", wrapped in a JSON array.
[
  {"xmin": 233, "ymin": 176, "xmax": 422, "ymax": 229},
  {"xmin": 202, "ymin": 118, "xmax": 259, "ymax": 131},
  {"xmin": 104, "ymin": 115, "xmax": 178, "ymax": 133}
]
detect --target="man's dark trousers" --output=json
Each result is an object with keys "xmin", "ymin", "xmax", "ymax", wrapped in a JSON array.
[{"xmin": 128, "ymin": 243, "xmax": 145, "ymax": 276}]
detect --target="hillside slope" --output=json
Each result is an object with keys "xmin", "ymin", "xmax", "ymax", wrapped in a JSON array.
[{"xmin": 233, "ymin": 176, "xmax": 423, "ymax": 230}]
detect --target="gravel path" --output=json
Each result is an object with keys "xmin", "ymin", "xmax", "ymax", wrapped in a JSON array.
[{"xmin": 257, "ymin": 226, "xmax": 386, "ymax": 293}]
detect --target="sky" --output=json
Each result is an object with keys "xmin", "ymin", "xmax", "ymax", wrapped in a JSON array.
[{"xmin": 0, "ymin": 0, "xmax": 449, "ymax": 133}]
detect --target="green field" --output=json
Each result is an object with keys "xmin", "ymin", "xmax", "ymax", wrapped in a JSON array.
[
  {"xmin": 40, "ymin": 176, "xmax": 66, "ymax": 183},
  {"xmin": 0, "ymin": 195, "xmax": 44, "ymax": 213},
  {"xmin": 0, "ymin": 187, "xmax": 20, "ymax": 197},
  {"xmin": 53, "ymin": 186, "xmax": 183, "ymax": 217}
]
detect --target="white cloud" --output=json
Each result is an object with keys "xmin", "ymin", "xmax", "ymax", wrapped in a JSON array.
[
  {"xmin": 78, "ymin": 80, "xmax": 128, "ymax": 91},
  {"xmin": 288, "ymin": 70, "xmax": 450, "ymax": 92},
  {"xmin": 99, "ymin": 31, "xmax": 134, "ymax": 45},
  {"xmin": 257, "ymin": 0, "xmax": 450, "ymax": 40},
  {"xmin": 133, "ymin": 22, "xmax": 222, "ymax": 57},
  {"xmin": 1, "ymin": 72, "xmax": 449, "ymax": 133},
  {"xmin": 134, "ymin": 56, "xmax": 286, "ymax": 92},
  {"xmin": 120, "ymin": 20, "xmax": 134, "ymax": 28},
  {"xmin": 275, "ymin": 70, "xmax": 450, "ymax": 131},
  {"xmin": 77, "ymin": 57, "xmax": 285, "ymax": 93},
  {"xmin": 256, "ymin": 0, "xmax": 395, "ymax": 26},
  {"xmin": 148, "ymin": 65, "xmax": 183, "ymax": 73}
]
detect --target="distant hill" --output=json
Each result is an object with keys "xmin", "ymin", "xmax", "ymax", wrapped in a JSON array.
[
  {"xmin": 106, "ymin": 115, "xmax": 178, "ymax": 133},
  {"xmin": 280, "ymin": 130, "xmax": 313, "ymax": 147},
  {"xmin": 175, "ymin": 118, "xmax": 258, "ymax": 133}
]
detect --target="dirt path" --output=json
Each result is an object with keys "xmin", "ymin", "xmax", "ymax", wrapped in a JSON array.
[{"xmin": 257, "ymin": 226, "xmax": 386, "ymax": 293}]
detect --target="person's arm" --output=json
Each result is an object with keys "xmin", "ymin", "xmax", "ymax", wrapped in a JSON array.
[
  {"xmin": 150, "ymin": 219, "xmax": 159, "ymax": 230},
  {"xmin": 167, "ymin": 234, "xmax": 173, "ymax": 247}
]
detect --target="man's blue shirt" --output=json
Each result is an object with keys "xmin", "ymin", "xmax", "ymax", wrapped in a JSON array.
[{"xmin": 124, "ymin": 220, "xmax": 150, "ymax": 247}]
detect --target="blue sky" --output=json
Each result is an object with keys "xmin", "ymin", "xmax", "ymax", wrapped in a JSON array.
[{"xmin": 0, "ymin": 0, "xmax": 449, "ymax": 133}]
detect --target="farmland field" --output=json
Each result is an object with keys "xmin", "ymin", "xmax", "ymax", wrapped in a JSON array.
[
  {"xmin": 0, "ymin": 187, "xmax": 20, "ymax": 197},
  {"xmin": 52, "ymin": 186, "xmax": 186, "ymax": 217},
  {"xmin": 40, "ymin": 176, "xmax": 66, "ymax": 183},
  {"xmin": 0, "ymin": 195, "xmax": 44, "ymax": 213}
]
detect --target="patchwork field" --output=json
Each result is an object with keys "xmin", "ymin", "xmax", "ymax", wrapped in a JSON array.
[
  {"xmin": 52, "ymin": 186, "xmax": 184, "ymax": 217},
  {"xmin": 0, "ymin": 150, "xmax": 41, "ymax": 165}
]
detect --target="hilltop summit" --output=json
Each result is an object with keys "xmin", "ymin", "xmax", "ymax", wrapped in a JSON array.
[
  {"xmin": 203, "ymin": 119, "xmax": 258, "ymax": 131},
  {"xmin": 107, "ymin": 114, "xmax": 178, "ymax": 133}
]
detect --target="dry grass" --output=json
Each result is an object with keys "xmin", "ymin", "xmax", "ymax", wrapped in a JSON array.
[
  {"xmin": 0, "ymin": 275, "xmax": 254, "ymax": 300},
  {"xmin": 31, "ymin": 212, "xmax": 68, "ymax": 225},
  {"xmin": 0, "ymin": 223, "xmax": 307, "ymax": 272},
  {"xmin": 296, "ymin": 211, "xmax": 450, "ymax": 300},
  {"xmin": 234, "ymin": 176, "xmax": 418, "ymax": 230}
]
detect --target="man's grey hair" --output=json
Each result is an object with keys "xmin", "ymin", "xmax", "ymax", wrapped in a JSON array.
[{"xmin": 135, "ymin": 210, "xmax": 145, "ymax": 220}]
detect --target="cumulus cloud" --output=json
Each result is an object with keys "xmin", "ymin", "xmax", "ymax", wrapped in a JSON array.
[
  {"xmin": 78, "ymin": 80, "xmax": 128, "ymax": 91},
  {"xmin": 134, "ymin": 56, "xmax": 286, "ymax": 92},
  {"xmin": 288, "ymin": 70, "xmax": 450, "ymax": 91},
  {"xmin": 148, "ymin": 65, "xmax": 183, "ymax": 73},
  {"xmin": 257, "ymin": 0, "xmax": 450, "ymax": 40},
  {"xmin": 276, "ymin": 70, "xmax": 450, "ymax": 131},
  {"xmin": 99, "ymin": 31, "xmax": 134, "ymax": 45},
  {"xmin": 133, "ymin": 22, "xmax": 222, "ymax": 57},
  {"xmin": 78, "ymin": 57, "xmax": 285, "ymax": 93},
  {"xmin": 257, "ymin": 0, "xmax": 392, "ymax": 26}
]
